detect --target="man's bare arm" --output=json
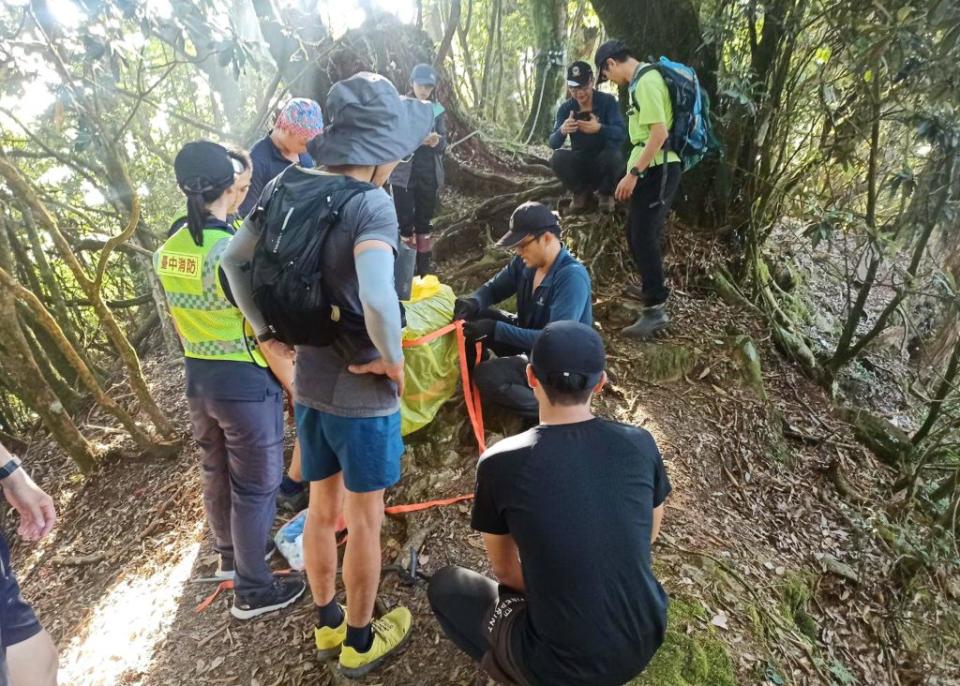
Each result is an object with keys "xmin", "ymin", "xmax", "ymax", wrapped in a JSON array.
[
  {"xmin": 651, "ymin": 503, "xmax": 665, "ymax": 544},
  {"xmin": 483, "ymin": 532, "xmax": 525, "ymax": 591}
]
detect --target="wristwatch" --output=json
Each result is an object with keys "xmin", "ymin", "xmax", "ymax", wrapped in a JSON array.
[
  {"xmin": 629, "ymin": 167, "xmax": 642, "ymax": 177},
  {"xmin": 0, "ymin": 456, "xmax": 22, "ymax": 480},
  {"xmin": 257, "ymin": 330, "xmax": 276, "ymax": 344}
]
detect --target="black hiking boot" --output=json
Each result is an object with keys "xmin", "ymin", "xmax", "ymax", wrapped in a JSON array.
[
  {"xmin": 622, "ymin": 304, "xmax": 670, "ymax": 339},
  {"xmin": 623, "ymin": 282, "xmax": 645, "ymax": 301},
  {"xmin": 277, "ymin": 487, "xmax": 308, "ymax": 513},
  {"xmin": 231, "ymin": 575, "xmax": 306, "ymax": 620},
  {"xmin": 570, "ymin": 192, "xmax": 592, "ymax": 213}
]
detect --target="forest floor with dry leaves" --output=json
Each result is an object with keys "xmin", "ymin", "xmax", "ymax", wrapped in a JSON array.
[{"xmin": 9, "ymin": 184, "xmax": 960, "ymax": 686}]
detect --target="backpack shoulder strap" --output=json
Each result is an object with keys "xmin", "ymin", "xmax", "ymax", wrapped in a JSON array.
[
  {"xmin": 252, "ymin": 164, "xmax": 300, "ymax": 219},
  {"xmin": 328, "ymin": 178, "xmax": 377, "ymax": 216},
  {"xmin": 630, "ymin": 64, "xmax": 659, "ymax": 109}
]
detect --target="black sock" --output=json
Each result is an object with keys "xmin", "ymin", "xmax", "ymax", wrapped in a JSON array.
[
  {"xmin": 345, "ymin": 623, "xmax": 373, "ymax": 652},
  {"xmin": 316, "ymin": 597, "xmax": 344, "ymax": 628},
  {"xmin": 279, "ymin": 475, "xmax": 304, "ymax": 495}
]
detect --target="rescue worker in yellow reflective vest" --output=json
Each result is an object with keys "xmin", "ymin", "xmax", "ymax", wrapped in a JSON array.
[{"xmin": 155, "ymin": 141, "xmax": 305, "ymax": 620}]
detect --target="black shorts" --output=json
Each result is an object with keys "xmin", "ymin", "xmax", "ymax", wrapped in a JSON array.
[
  {"xmin": 0, "ymin": 534, "xmax": 42, "ymax": 652},
  {"xmin": 481, "ymin": 591, "xmax": 534, "ymax": 686}
]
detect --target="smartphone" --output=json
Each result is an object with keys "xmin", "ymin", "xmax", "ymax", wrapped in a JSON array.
[{"xmin": 575, "ymin": 112, "xmax": 592, "ymax": 121}]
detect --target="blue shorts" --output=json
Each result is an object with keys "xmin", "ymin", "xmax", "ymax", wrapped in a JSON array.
[
  {"xmin": 295, "ymin": 404, "xmax": 404, "ymax": 493},
  {"xmin": 0, "ymin": 534, "xmax": 42, "ymax": 653}
]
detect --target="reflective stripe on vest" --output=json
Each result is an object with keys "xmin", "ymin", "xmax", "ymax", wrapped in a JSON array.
[{"xmin": 155, "ymin": 226, "xmax": 266, "ymax": 367}]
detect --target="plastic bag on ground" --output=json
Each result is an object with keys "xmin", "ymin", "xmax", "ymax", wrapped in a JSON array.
[{"xmin": 274, "ymin": 509, "xmax": 306, "ymax": 570}]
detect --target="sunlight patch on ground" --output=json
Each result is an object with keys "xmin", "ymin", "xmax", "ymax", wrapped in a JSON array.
[{"xmin": 58, "ymin": 533, "xmax": 201, "ymax": 686}]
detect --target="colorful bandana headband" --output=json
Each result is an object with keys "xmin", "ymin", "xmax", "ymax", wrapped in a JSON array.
[{"xmin": 276, "ymin": 98, "xmax": 324, "ymax": 139}]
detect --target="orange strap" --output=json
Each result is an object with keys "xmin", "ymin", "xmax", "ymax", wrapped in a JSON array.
[
  {"xmin": 453, "ymin": 321, "xmax": 487, "ymax": 454},
  {"xmin": 195, "ymin": 580, "xmax": 233, "ymax": 613},
  {"xmin": 385, "ymin": 494, "xmax": 473, "ymax": 515},
  {"xmin": 401, "ymin": 320, "xmax": 486, "ymax": 454},
  {"xmin": 402, "ymin": 322, "xmax": 458, "ymax": 348}
]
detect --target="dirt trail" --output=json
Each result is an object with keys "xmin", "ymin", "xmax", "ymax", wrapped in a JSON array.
[{"xmin": 12, "ymin": 202, "xmax": 958, "ymax": 685}]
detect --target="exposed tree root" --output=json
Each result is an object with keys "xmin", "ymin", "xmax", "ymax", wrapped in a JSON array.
[{"xmin": 435, "ymin": 181, "xmax": 562, "ymax": 260}]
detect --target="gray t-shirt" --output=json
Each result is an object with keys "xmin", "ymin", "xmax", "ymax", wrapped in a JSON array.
[
  {"xmin": 294, "ymin": 187, "xmax": 400, "ymax": 417},
  {"xmin": 221, "ymin": 176, "xmax": 402, "ymax": 419}
]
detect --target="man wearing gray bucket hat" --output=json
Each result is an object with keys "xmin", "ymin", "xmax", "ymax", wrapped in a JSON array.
[{"xmin": 223, "ymin": 71, "xmax": 433, "ymax": 678}]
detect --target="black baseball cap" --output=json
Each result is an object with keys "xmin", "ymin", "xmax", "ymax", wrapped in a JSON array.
[
  {"xmin": 495, "ymin": 201, "xmax": 561, "ymax": 249},
  {"xmin": 594, "ymin": 39, "xmax": 629, "ymax": 83},
  {"xmin": 174, "ymin": 141, "xmax": 235, "ymax": 195},
  {"xmin": 531, "ymin": 321, "xmax": 606, "ymax": 390},
  {"xmin": 566, "ymin": 61, "xmax": 593, "ymax": 87}
]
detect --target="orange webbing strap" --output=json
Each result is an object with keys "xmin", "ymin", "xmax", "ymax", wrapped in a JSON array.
[
  {"xmin": 401, "ymin": 322, "xmax": 458, "ymax": 348},
  {"xmin": 384, "ymin": 494, "xmax": 473, "ymax": 515},
  {"xmin": 401, "ymin": 320, "xmax": 486, "ymax": 454},
  {"xmin": 453, "ymin": 321, "xmax": 487, "ymax": 454},
  {"xmin": 195, "ymin": 579, "xmax": 233, "ymax": 613}
]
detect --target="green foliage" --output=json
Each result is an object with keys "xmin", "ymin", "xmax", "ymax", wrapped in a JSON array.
[
  {"xmin": 778, "ymin": 573, "xmax": 819, "ymax": 643},
  {"xmin": 628, "ymin": 598, "xmax": 738, "ymax": 686}
]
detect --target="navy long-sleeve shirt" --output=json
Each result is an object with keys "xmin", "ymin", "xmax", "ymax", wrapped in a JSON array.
[
  {"xmin": 472, "ymin": 247, "xmax": 593, "ymax": 352},
  {"xmin": 548, "ymin": 90, "xmax": 626, "ymax": 152}
]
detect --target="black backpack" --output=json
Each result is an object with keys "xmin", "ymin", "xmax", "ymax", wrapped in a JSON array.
[{"xmin": 249, "ymin": 167, "xmax": 374, "ymax": 346}]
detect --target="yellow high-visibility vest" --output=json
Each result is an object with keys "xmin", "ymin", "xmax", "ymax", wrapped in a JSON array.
[{"xmin": 155, "ymin": 223, "xmax": 265, "ymax": 366}]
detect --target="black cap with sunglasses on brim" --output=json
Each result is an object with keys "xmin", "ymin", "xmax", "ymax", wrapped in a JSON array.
[
  {"xmin": 594, "ymin": 39, "xmax": 630, "ymax": 84},
  {"xmin": 495, "ymin": 201, "xmax": 562, "ymax": 249},
  {"xmin": 566, "ymin": 61, "xmax": 593, "ymax": 88}
]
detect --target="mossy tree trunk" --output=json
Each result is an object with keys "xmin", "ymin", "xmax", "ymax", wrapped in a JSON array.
[
  {"xmin": 0, "ymin": 154, "xmax": 176, "ymax": 439},
  {"xmin": 0, "ymin": 257, "xmax": 96, "ymax": 474},
  {"xmin": 0, "ymin": 267, "xmax": 175, "ymax": 454}
]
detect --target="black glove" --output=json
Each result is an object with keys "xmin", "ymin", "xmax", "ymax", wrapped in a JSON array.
[
  {"xmin": 463, "ymin": 319, "xmax": 497, "ymax": 343},
  {"xmin": 453, "ymin": 296, "xmax": 481, "ymax": 322}
]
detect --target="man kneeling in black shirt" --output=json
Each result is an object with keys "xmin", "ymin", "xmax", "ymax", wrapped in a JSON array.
[{"xmin": 428, "ymin": 321, "xmax": 671, "ymax": 685}]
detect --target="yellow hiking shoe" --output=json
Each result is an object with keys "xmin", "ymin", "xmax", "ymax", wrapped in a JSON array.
[
  {"xmin": 314, "ymin": 604, "xmax": 347, "ymax": 659},
  {"xmin": 338, "ymin": 606, "xmax": 412, "ymax": 678}
]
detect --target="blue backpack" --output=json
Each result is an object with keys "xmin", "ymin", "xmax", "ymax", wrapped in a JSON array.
[{"xmin": 633, "ymin": 57, "xmax": 720, "ymax": 171}]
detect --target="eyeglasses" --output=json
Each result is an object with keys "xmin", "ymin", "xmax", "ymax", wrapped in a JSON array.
[{"xmin": 513, "ymin": 235, "xmax": 538, "ymax": 253}]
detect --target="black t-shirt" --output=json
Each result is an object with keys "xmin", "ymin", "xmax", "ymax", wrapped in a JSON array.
[{"xmin": 471, "ymin": 418, "xmax": 672, "ymax": 686}]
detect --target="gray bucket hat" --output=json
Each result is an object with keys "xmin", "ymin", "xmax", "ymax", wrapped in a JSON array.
[{"xmin": 308, "ymin": 72, "xmax": 434, "ymax": 167}]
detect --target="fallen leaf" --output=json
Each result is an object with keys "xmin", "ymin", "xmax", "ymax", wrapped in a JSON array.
[{"xmin": 710, "ymin": 612, "xmax": 729, "ymax": 629}]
